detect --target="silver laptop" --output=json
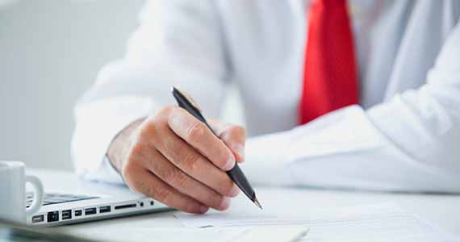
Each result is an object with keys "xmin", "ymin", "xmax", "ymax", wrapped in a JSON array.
[{"xmin": 27, "ymin": 170, "xmax": 172, "ymax": 227}]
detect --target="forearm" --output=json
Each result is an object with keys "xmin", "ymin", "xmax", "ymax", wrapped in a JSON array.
[{"xmin": 242, "ymin": 104, "xmax": 460, "ymax": 193}]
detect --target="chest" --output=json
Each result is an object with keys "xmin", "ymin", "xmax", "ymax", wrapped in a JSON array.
[
  {"xmin": 216, "ymin": 0, "xmax": 379, "ymax": 105},
  {"xmin": 214, "ymin": 0, "xmax": 458, "ymax": 134}
]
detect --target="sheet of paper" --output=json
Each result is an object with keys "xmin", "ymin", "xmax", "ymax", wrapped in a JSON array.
[
  {"xmin": 175, "ymin": 198, "xmax": 405, "ymax": 228},
  {"xmin": 175, "ymin": 199, "xmax": 459, "ymax": 242},
  {"xmin": 64, "ymin": 226, "xmax": 309, "ymax": 242},
  {"xmin": 301, "ymin": 215, "xmax": 459, "ymax": 242}
]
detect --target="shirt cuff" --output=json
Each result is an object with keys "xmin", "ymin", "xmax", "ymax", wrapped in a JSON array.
[
  {"xmin": 240, "ymin": 105, "xmax": 388, "ymax": 188},
  {"xmin": 79, "ymin": 156, "xmax": 125, "ymax": 185},
  {"xmin": 72, "ymin": 96, "xmax": 155, "ymax": 180},
  {"xmin": 241, "ymin": 130, "xmax": 298, "ymax": 187}
]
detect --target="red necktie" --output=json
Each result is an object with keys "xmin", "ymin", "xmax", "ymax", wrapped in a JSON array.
[{"xmin": 299, "ymin": 0, "xmax": 359, "ymax": 125}]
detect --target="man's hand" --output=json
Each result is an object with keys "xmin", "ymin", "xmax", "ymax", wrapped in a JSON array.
[{"xmin": 107, "ymin": 106, "xmax": 246, "ymax": 214}]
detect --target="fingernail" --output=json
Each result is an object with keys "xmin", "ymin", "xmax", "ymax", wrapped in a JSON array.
[
  {"xmin": 222, "ymin": 155, "xmax": 236, "ymax": 171},
  {"xmin": 219, "ymin": 197, "xmax": 231, "ymax": 210},
  {"xmin": 229, "ymin": 183, "xmax": 240, "ymax": 197},
  {"xmin": 199, "ymin": 206, "xmax": 209, "ymax": 214}
]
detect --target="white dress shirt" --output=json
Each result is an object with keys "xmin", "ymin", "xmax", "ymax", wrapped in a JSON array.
[{"xmin": 72, "ymin": 0, "xmax": 460, "ymax": 192}]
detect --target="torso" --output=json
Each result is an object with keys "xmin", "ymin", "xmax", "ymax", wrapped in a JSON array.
[{"xmin": 214, "ymin": 0, "xmax": 460, "ymax": 135}]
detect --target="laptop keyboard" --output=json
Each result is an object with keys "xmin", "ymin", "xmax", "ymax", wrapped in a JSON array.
[{"xmin": 26, "ymin": 193, "xmax": 99, "ymax": 208}]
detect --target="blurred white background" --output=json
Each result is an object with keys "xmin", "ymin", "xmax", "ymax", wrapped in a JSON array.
[{"xmin": 0, "ymin": 0, "xmax": 243, "ymax": 171}]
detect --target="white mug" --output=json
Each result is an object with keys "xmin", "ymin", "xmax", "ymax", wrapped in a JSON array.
[{"xmin": 0, "ymin": 161, "xmax": 44, "ymax": 224}]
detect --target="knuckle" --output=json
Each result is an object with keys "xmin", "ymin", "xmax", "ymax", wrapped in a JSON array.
[
  {"xmin": 181, "ymin": 151, "xmax": 200, "ymax": 172},
  {"xmin": 229, "ymin": 125, "xmax": 247, "ymax": 138},
  {"xmin": 163, "ymin": 168, "xmax": 185, "ymax": 186},
  {"xmin": 219, "ymin": 179, "xmax": 235, "ymax": 196},
  {"xmin": 162, "ymin": 136, "xmax": 177, "ymax": 154},
  {"xmin": 157, "ymin": 106, "xmax": 176, "ymax": 116},
  {"xmin": 155, "ymin": 187, "xmax": 172, "ymax": 203},
  {"xmin": 215, "ymin": 154, "xmax": 231, "ymax": 170},
  {"xmin": 129, "ymin": 141, "xmax": 147, "ymax": 158},
  {"xmin": 210, "ymin": 194, "xmax": 225, "ymax": 209},
  {"xmin": 137, "ymin": 120, "xmax": 156, "ymax": 139},
  {"xmin": 174, "ymin": 173, "xmax": 189, "ymax": 187},
  {"xmin": 183, "ymin": 202, "xmax": 201, "ymax": 213},
  {"xmin": 137, "ymin": 178, "xmax": 171, "ymax": 203},
  {"xmin": 186, "ymin": 123, "xmax": 205, "ymax": 143}
]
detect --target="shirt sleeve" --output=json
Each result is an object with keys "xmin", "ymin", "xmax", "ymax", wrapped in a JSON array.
[
  {"xmin": 71, "ymin": 0, "xmax": 230, "ymax": 181},
  {"xmin": 242, "ymin": 21, "xmax": 460, "ymax": 193}
]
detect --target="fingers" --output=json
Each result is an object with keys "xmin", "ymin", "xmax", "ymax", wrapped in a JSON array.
[
  {"xmin": 208, "ymin": 120, "xmax": 247, "ymax": 163},
  {"xmin": 142, "ymin": 148, "xmax": 231, "ymax": 211},
  {"xmin": 119, "ymin": 106, "xmax": 248, "ymax": 214},
  {"xmin": 168, "ymin": 108, "xmax": 236, "ymax": 170},
  {"xmin": 151, "ymin": 121, "xmax": 240, "ymax": 198},
  {"xmin": 122, "ymin": 162, "xmax": 208, "ymax": 214}
]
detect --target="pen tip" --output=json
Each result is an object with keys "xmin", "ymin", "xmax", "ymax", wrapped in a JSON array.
[{"xmin": 253, "ymin": 196, "xmax": 263, "ymax": 210}]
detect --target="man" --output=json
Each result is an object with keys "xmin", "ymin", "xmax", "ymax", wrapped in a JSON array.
[{"xmin": 72, "ymin": 0, "xmax": 460, "ymax": 214}]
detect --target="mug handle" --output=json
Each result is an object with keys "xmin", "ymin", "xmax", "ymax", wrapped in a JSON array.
[{"xmin": 25, "ymin": 175, "xmax": 44, "ymax": 216}]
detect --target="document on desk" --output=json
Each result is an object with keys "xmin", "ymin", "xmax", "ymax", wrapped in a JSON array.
[
  {"xmin": 175, "ymin": 199, "xmax": 406, "ymax": 228},
  {"xmin": 65, "ymin": 226, "xmax": 309, "ymax": 242},
  {"xmin": 175, "ymin": 199, "xmax": 459, "ymax": 242},
  {"xmin": 299, "ymin": 215, "xmax": 459, "ymax": 242}
]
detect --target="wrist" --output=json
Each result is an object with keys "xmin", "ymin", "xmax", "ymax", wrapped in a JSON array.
[{"xmin": 107, "ymin": 118, "xmax": 144, "ymax": 173}]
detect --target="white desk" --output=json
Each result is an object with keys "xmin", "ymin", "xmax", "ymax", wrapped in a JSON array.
[{"xmin": 32, "ymin": 169, "xmax": 460, "ymax": 239}]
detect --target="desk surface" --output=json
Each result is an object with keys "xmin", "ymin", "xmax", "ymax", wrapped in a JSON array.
[{"xmin": 32, "ymin": 169, "xmax": 460, "ymax": 239}]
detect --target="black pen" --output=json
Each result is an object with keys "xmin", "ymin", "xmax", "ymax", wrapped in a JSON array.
[{"xmin": 171, "ymin": 86, "xmax": 262, "ymax": 210}]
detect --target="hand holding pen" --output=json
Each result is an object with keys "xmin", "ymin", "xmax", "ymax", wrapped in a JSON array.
[{"xmin": 107, "ymin": 87, "xmax": 262, "ymax": 214}]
